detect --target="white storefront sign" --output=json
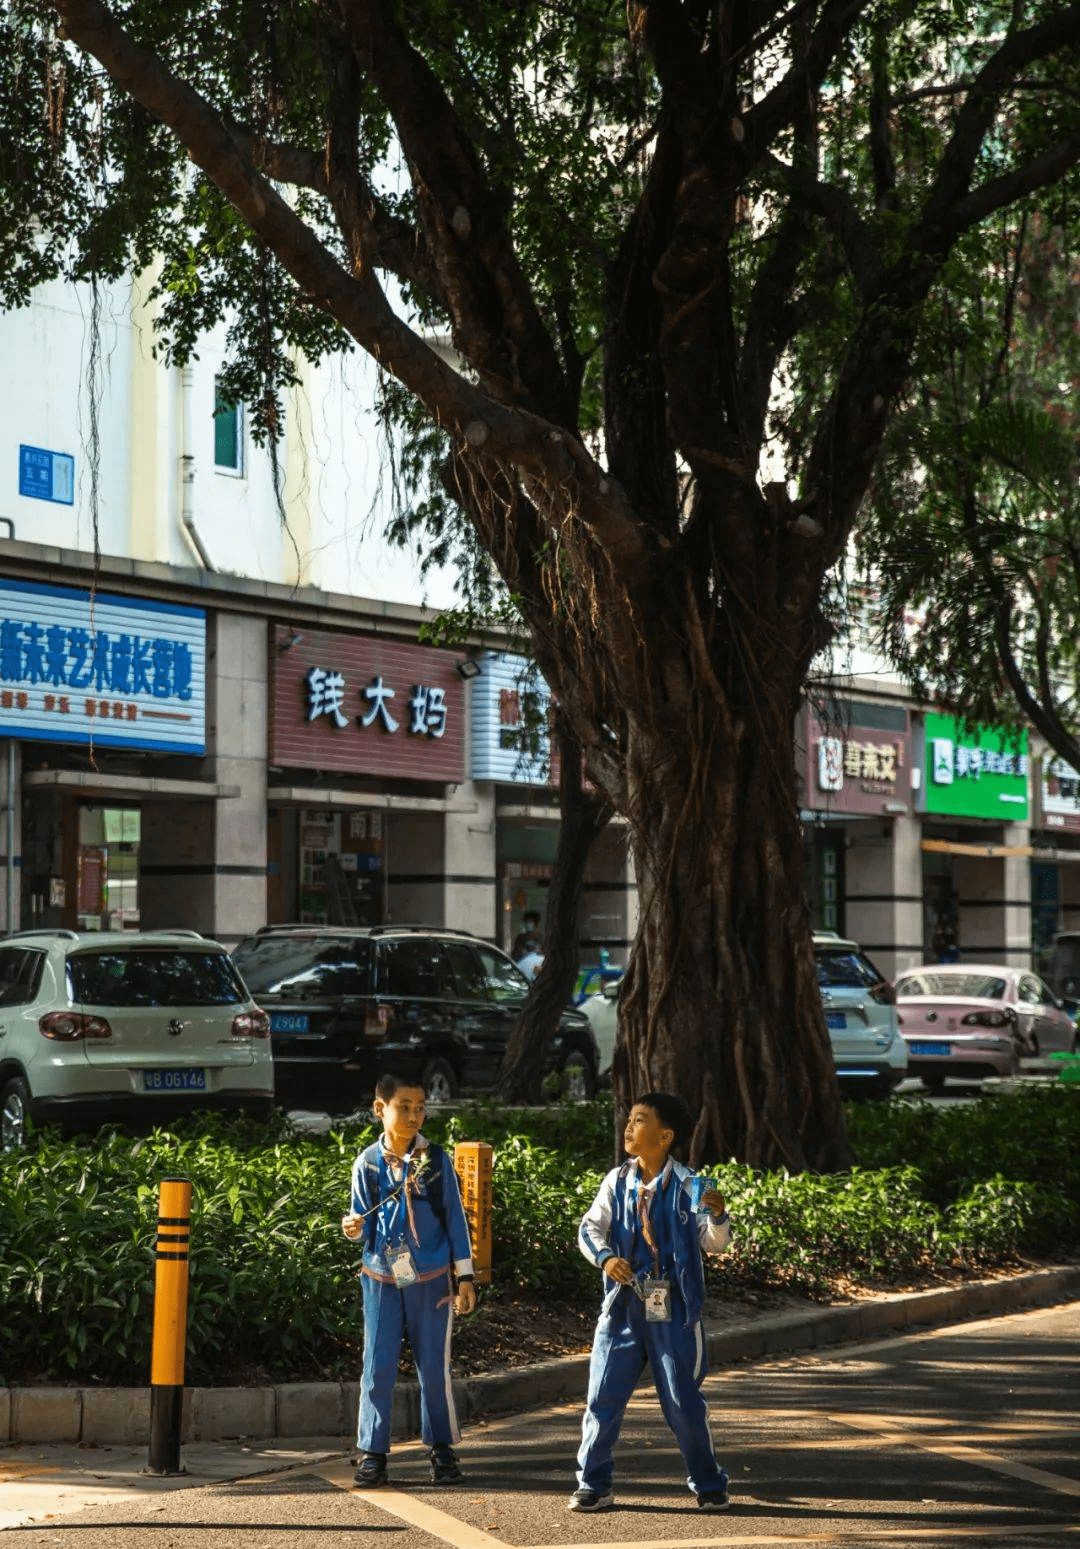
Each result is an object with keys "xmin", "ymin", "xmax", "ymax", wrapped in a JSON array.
[
  {"xmin": 469, "ymin": 652, "xmax": 551, "ymax": 783},
  {"xmin": 0, "ymin": 579, "xmax": 206, "ymax": 753}
]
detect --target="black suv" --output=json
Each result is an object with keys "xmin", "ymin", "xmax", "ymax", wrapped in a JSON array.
[{"xmin": 231, "ymin": 925, "xmax": 599, "ymax": 1112}]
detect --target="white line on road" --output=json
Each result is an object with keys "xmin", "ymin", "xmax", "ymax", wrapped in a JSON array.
[
  {"xmin": 313, "ymin": 1458, "xmax": 512, "ymax": 1549},
  {"xmin": 827, "ymin": 1411, "xmax": 1080, "ymax": 1501}
]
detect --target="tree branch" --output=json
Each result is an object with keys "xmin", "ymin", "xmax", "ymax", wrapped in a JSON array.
[
  {"xmin": 48, "ymin": 0, "xmax": 650, "ymax": 578},
  {"xmin": 341, "ymin": 0, "xmax": 574, "ymax": 426},
  {"xmin": 743, "ymin": 0, "xmax": 875, "ymax": 162},
  {"xmin": 913, "ymin": 4, "xmax": 1080, "ymax": 260}
]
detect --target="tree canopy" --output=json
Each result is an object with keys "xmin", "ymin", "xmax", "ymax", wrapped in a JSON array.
[
  {"xmin": 864, "ymin": 205, "xmax": 1080, "ymax": 769},
  {"xmin": 3, "ymin": 0, "xmax": 1080, "ymax": 1167}
]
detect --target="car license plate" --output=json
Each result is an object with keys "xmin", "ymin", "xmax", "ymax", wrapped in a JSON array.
[
  {"xmin": 825, "ymin": 1012, "xmax": 846, "ymax": 1030},
  {"xmin": 910, "ymin": 1041, "xmax": 950, "ymax": 1057},
  {"xmin": 144, "ymin": 1068, "xmax": 206, "ymax": 1092},
  {"xmin": 270, "ymin": 1012, "xmax": 310, "ymax": 1034}
]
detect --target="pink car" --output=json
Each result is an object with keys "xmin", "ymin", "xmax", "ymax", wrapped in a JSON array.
[{"xmin": 894, "ymin": 964, "xmax": 1078, "ymax": 1091}]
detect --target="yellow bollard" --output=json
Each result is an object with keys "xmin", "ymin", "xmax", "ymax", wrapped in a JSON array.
[
  {"xmin": 453, "ymin": 1141, "xmax": 493, "ymax": 1285},
  {"xmin": 147, "ymin": 1176, "xmax": 192, "ymax": 1475}
]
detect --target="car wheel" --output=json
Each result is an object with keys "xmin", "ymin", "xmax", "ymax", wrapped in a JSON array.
[
  {"xmin": 922, "ymin": 1073, "xmax": 946, "ymax": 1093},
  {"xmin": 1, "ymin": 1076, "xmax": 33, "ymax": 1150},
  {"xmin": 421, "ymin": 1059, "xmax": 457, "ymax": 1105},
  {"xmin": 560, "ymin": 1047, "xmax": 596, "ymax": 1102}
]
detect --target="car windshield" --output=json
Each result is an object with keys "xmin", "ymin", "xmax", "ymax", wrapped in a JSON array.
[
  {"xmin": 896, "ymin": 972, "xmax": 1007, "ymax": 1000},
  {"xmin": 232, "ymin": 936, "xmax": 373, "ymax": 998},
  {"xmin": 69, "ymin": 950, "xmax": 246, "ymax": 1007},
  {"xmin": 815, "ymin": 949, "xmax": 885, "ymax": 990}
]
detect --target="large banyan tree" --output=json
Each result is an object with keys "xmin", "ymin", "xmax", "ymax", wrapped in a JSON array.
[{"xmin": 3, "ymin": 0, "xmax": 1078, "ymax": 1166}]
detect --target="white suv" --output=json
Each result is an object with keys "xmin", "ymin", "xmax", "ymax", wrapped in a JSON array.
[
  {"xmin": 814, "ymin": 931, "xmax": 908, "ymax": 1098},
  {"xmin": 0, "ymin": 930, "xmax": 274, "ymax": 1148}
]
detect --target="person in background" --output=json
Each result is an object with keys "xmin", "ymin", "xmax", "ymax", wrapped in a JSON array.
[{"xmin": 512, "ymin": 909, "xmax": 543, "ymax": 964}]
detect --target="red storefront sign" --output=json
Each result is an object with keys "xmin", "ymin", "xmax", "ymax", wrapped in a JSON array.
[
  {"xmin": 802, "ymin": 709, "xmax": 912, "ymax": 815},
  {"xmin": 271, "ymin": 626, "xmax": 465, "ymax": 781}
]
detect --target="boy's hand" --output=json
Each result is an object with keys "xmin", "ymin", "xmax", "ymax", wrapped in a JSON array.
[
  {"xmin": 602, "ymin": 1256, "xmax": 634, "ymax": 1284},
  {"xmin": 341, "ymin": 1211, "xmax": 363, "ymax": 1240},
  {"xmin": 701, "ymin": 1189, "xmax": 726, "ymax": 1218},
  {"xmin": 455, "ymin": 1281, "xmax": 477, "ymax": 1315}
]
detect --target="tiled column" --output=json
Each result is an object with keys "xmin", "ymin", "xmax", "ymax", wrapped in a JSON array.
[
  {"xmin": 207, "ymin": 613, "xmax": 269, "ymax": 945},
  {"xmin": 844, "ymin": 813, "xmax": 924, "ymax": 979}
]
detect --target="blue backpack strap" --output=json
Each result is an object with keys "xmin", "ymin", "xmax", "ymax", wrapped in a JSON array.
[{"xmin": 422, "ymin": 1141, "xmax": 450, "ymax": 1239}]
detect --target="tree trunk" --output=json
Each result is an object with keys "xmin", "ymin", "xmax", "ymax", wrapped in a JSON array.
[
  {"xmin": 497, "ymin": 717, "xmax": 612, "ymax": 1102},
  {"xmin": 610, "ymin": 661, "xmax": 852, "ymax": 1173}
]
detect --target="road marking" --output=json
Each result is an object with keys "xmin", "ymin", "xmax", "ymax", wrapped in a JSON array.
[
  {"xmin": 828, "ymin": 1411, "xmax": 1080, "ymax": 1500},
  {"xmin": 313, "ymin": 1458, "xmax": 511, "ymax": 1548}
]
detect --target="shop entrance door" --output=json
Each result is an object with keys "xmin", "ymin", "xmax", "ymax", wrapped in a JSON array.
[{"xmin": 77, "ymin": 807, "xmax": 141, "ymax": 932}]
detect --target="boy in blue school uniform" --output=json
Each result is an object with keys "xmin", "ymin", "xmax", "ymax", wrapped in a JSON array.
[
  {"xmin": 342, "ymin": 1073, "xmax": 476, "ymax": 1487},
  {"xmin": 571, "ymin": 1090, "xmax": 732, "ymax": 1514}
]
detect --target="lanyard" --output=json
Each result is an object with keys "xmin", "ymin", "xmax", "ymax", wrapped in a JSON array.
[
  {"xmin": 380, "ymin": 1141, "xmax": 419, "ymax": 1245},
  {"xmin": 627, "ymin": 1163, "xmax": 664, "ymax": 1278}
]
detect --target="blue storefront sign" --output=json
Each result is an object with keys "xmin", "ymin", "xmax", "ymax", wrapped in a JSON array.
[
  {"xmin": 0, "ymin": 579, "xmax": 206, "ymax": 753},
  {"xmin": 469, "ymin": 652, "xmax": 552, "ymax": 783},
  {"xmin": 19, "ymin": 444, "xmax": 75, "ymax": 505}
]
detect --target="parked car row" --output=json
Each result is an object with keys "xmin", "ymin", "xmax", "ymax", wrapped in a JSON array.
[
  {"xmin": 0, "ymin": 925, "xmax": 599, "ymax": 1149},
  {"xmin": 580, "ymin": 931, "xmax": 1078, "ymax": 1099}
]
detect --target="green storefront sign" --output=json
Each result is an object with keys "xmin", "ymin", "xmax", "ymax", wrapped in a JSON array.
[{"xmin": 923, "ymin": 713, "xmax": 1029, "ymax": 819}]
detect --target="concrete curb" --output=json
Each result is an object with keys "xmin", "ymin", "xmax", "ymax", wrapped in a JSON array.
[{"xmin": 4, "ymin": 1265, "xmax": 1078, "ymax": 1447}]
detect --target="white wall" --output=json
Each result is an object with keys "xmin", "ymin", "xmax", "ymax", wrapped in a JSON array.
[{"xmin": 1, "ymin": 275, "xmax": 461, "ymax": 611}]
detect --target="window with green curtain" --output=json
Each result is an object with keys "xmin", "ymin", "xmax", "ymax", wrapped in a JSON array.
[{"xmin": 213, "ymin": 378, "xmax": 242, "ymax": 472}]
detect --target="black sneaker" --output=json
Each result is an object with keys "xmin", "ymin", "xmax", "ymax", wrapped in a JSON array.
[
  {"xmin": 568, "ymin": 1486, "xmax": 614, "ymax": 1512},
  {"xmin": 429, "ymin": 1444, "xmax": 463, "ymax": 1484},
  {"xmin": 353, "ymin": 1452, "xmax": 388, "ymax": 1488},
  {"xmin": 696, "ymin": 1489, "xmax": 730, "ymax": 1511}
]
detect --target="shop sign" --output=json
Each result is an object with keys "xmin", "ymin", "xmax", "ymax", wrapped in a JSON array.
[
  {"xmin": 0, "ymin": 579, "xmax": 206, "ymax": 754},
  {"xmin": 272, "ymin": 625, "xmax": 465, "ymax": 781},
  {"xmin": 1039, "ymin": 756, "xmax": 1080, "ymax": 832},
  {"xmin": 804, "ymin": 709, "xmax": 911, "ymax": 814},
  {"xmin": 469, "ymin": 652, "xmax": 552, "ymax": 783},
  {"xmin": 923, "ymin": 712, "xmax": 1029, "ymax": 819}
]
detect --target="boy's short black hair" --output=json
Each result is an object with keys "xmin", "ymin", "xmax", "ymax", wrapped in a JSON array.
[
  {"xmin": 636, "ymin": 1090, "xmax": 693, "ymax": 1149},
  {"xmin": 523, "ymin": 910, "xmax": 540, "ymax": 926},
  {"xmin": 374, "ymin": 1072, "xmax": 426, "ymax": 1103}
]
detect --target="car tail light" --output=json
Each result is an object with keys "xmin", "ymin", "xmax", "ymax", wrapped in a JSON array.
[
  {"xmin": 364, "ymin": 1003, "xmax": 391, "ymax": 1042},
  {"xmin": 961, "ymin": 1009, "xmax": 1012, "ymax": 1028},
  {"xmin": 869, "ymin": 981, "xmax": 896, "ymax": 1005},
  {"xmin": 39, "ymin": 1011, "xmax": 113, "ymax": 1041},
  {"xmin": 231, "ymin": 1009, "xmax": 270, "ymax": 1038}
]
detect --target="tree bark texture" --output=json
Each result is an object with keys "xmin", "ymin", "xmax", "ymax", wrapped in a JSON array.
[
  {"xmin": 610, "ymin": 687, "xmax": 849, "ymax": 1171},
  {"xmin": 497, "ymin": 718, "xmax": 612, "ymax": 1103}
]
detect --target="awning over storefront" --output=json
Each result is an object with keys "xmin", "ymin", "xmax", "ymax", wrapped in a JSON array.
[
  {"xmin": 22, "ymin": 770, "xmax": 239, "ymax": 801},
  {"xmin": 921, "ymin": 838, "xmax": 1032, "ymax": 859},
  {"xmin": 268, "ymin": 784, "xmax": 476, "ymax": 814}
]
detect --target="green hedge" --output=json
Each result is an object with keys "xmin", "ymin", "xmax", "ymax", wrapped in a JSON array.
[{"xmin": 1, "ymin": 1088, "xmax": 1077, "ymax": 1387}]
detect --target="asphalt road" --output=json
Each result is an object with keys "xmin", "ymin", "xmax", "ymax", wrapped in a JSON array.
[{"xmin": 5, "ymin": 1299, "xmax": 1078, "ymax": 1546}]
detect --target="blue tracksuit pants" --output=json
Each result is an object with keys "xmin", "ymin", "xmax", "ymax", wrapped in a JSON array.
[
  {"xmin": 577, "ymin": 1289, "xmax": 727, "ymax": 1496},
  {"xmin": 358, "ymin": 1271, "xmax": 459, "ymax": 1454}
]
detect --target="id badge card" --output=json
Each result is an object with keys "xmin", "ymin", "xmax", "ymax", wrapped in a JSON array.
[
  {"xmin": 643, "ymin": 1276, "xmax": 671, "ymax": 1322},
  {"xmin": 386, "ymin": 1244, "xmax": 418, "ymax": 1288}
]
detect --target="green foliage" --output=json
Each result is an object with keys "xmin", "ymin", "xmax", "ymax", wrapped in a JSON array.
[{"xmin": 2, "ymin": 1090, "xmax": 1078, "ymax": 1386}]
